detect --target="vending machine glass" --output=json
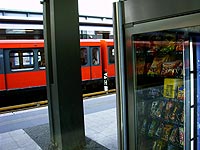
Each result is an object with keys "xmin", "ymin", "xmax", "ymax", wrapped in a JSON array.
[{"xmin": 131, "ymin": 26, "xmax": 200, "ymax": 150}]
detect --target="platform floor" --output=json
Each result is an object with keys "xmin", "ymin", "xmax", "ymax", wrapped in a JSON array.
[{"xmin": 0, "ymin": 94, "xmax": 118, "ymax": 150}]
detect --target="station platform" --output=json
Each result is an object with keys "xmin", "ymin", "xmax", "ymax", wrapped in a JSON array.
[{"xmin": 0, "ymin": 94, "xmax": 118, "ymax": 150}]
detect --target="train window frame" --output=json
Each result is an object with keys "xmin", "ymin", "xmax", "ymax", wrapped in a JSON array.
[
  {"xmin": 38, "ymin": 49, "xmax": 46, "ymax": 69},
  {"xmin": 91, "ymin": 47, "xmax": 100, "ymax": 66},
  {"xmin": 9, "ymin": 50, "xmax": 34, "ymax": 72},
  {"xmin": 80, "ymin": 47, "xmax": 89, "ymax": 66},
  {"xmin": 108, "ymin": 46, "xmax": 115, "ymax": 64}
]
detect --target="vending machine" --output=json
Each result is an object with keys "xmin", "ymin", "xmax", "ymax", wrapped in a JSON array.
[{"xmin": 113, "ymin": 0, "xmax": 200, "ymax": 150}]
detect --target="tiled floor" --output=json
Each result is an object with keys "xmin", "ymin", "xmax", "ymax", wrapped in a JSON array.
[
  {"xmin": 84, "ymin": 108, "xmax": 118, "ymax": 150},
  {"xmin": 0, "ymin": 107, "xmax": 118, "ymax": 150},
  {"xmin": 0, "ymin": 129, "xmax": 42, "ymax": 150}
]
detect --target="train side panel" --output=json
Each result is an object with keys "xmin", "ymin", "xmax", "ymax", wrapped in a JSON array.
[
  {"xmin": 5, "ymin": 71, "xmax": 46, "ymax": 90},
  {"xmin": 0, "ymin": 49, "xmax": 6, "ymax": 91},
  {"xmin": 1, "ymin": 40, "xmax": 46, "ymax": 91}
]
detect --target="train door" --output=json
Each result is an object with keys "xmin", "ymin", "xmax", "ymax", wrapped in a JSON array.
[
  {"xmin": 80, "ymin": 47, "xmax": 91, "ymax": 81},
  {"xmin": 4, "ymin": 49, "xmax": 35, "ymax": 90},
  {"xmin": 90, "ymin": 46, "xmax": 102, "ymax": 80},
  {"xmin": 0, "ymin": 49, "xmax": 6, "ymax": 91},
  {"xmin": 107, "ymin": 43, "xmax": 115, "ymax": 77}
]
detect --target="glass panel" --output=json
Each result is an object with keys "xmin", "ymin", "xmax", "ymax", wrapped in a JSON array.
[
  {"xmin": 22, "ymin": 52, "xmax": 34, "ymax": 66},
  {"xmin": 9, "ymin": 50, "xmax": 34, "ymax": 71},
  {"xmin": 10, "ymin": 52, "xmax": 20, "ymax": 68},
  {"xmin": 108, "ymin": 46, "xmax": 115, "ymax": 64},
  {"xmin": 92, "ymin": 47, "xmax": 100, "ymax": 65},
  {"xmin": 80, "ymin": 47, "xmax": 88, "ymax": 66},
  {"xmin": 132, "ymin": 27, "xmax": 200, "ymax": 150},
  {"xmin": 38, "ymin": 49, "xmax": 45, "ymax": 68}
]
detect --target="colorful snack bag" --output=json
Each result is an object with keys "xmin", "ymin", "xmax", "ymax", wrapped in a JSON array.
[
  {"xmin": 150, "ymin": 101, "xmax": 159, "ymax": 117},
  {"xmin": 148, "ymin": 120, "xmax": 158, "ymax": 137},
  {"xmin": 169, "ymin": 127, "xmax": 178, "ymax": 144},
  {"xmin": 179, "ymin": 127, "xmax": 184, "ymax": 146},
  {"xmin": 155, "ymin": 123, "xmax": 164, "ymax": 137},
  {"xmin": 152, "ymin": 140, "xmax": 166, "ymax": 150},
  {"xmin": 177, "ymin": 85, "xmax": 184, "ymax": 101},
  {"xmin": 161, "ymin": 60, "xmax": 181, "ymax": 77},
  {"xmin": 169, "ymin": 103, "xmax": 181, "ymax": 122},
  {"xmin": 162, "ymin": 124, "xmax": 173, "ymax": 141},
  {"xmin": 163, "ymin": 78, "xmax": 183, "ymax": 98},
  {"xmin": 155, "ymin": 101, "xmax": 165, "ymax": 118},
  {"xmin": 148, "ymin": 55, "xmax": 170, "ymax": 76},
  {"xmin": 164, "ymin": 101, "xmax": 174, "ymax": 120}
]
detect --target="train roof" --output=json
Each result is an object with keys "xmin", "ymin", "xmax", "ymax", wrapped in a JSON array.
[
  {"xmin": 0, "ymin": 39, "xmax": 114, "ymax": 48},
  {"xmin": 0, "ymin": 39, "xmax": 44, "ymax": 48}
]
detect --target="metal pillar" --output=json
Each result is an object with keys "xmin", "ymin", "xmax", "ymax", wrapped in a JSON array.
[
  {"xmin": 113, "ymin": 1, "xmax": 128, "ymax": 150},
  {"xmin": 43, "ymin": 0, "xmax": 85, "ymax": 149}
]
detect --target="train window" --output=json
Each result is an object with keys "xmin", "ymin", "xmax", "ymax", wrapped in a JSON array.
[
  {"xmin": 80, "ymin": 47, "xmax": 88, "ymax": 66},
  {"xmin": 9, "ymin": 50, "xmax": 34, "ymax": 71},
  {"xmin": 38, "ymin": 49, "xmax": 45, "ymax": 69},
  {"xmin": 108, "ymin": 46, "xmax": 115, "ymax": 64},
  {"xmin": 92, "ymin": 47, "xmax": 100, "ymax": 65}
]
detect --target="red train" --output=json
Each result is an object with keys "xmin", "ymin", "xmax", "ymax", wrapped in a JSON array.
[{"xmin": 0, "ymin": 39, "xmax": 115, "ymax": 95}]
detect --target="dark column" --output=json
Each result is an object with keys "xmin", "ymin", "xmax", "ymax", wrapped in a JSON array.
[{"xmin": 43, "ymin": 0, "xmax": 85, "ymax": 149}]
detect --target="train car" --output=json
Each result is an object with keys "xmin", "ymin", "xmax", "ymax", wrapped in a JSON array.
[
  {"xmin": 0, "ymin": 40, "xmax": 46, "ymax": 94},
  {"xmin": 0, "ymin": 39, "xmax": 115, "ymax": 95}
]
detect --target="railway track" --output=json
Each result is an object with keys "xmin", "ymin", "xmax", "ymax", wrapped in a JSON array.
[{"xmin": 0, "ymin": 89, "xmax": 116, "ymax": 114}]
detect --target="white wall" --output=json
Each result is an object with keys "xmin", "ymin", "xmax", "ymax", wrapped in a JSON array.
[{"xmin": 0, "ymin": 0, "xmax": 116, "ymax": 17}]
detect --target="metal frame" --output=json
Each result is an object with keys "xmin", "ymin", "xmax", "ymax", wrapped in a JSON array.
[{"xmin": 125, "ymin": 13, "xmax": 200, "ymax": 150}]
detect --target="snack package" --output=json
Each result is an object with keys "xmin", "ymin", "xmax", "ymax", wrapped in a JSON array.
[
  {"xmin": 148, "ymin": 120, "xmax": 158, "ymax": 137},
  {"xmin": 147, "ymin": 55, "xmax": 170, "ymax": 76},
  {"xmin": 154, "ymin": 101, "xmax": 166, "ymax": 118},
  {"xmin": 164, "ymin": 101, "xmax": 174, "ymax": 120},
  {"xmin": 150, "ymin": 101, "xmax": 159, "ymax": 117},
  {"xmin": 177, "ymin": 85, "xmax": 184, "ymax": 100},
  {"xmin": 169, "ymin": 103, "xmax": 181, "ymax": 122},
  {"xmin": 163, "ymin": 78, "xmax": 183, "ymax": 98},
  {"xmin": 169, "ymin": 127, "xmax": 178, "ymax": 144},
  {"xmin": 155, "ymin": 123, "xmax": 164, "ymax": 137},
  {"xmin": 152, "ymin": 140, "xmax": 167, "ymax": 150},
  {"xmin": 180, "ymin": 110, "xmax": 184, "ymax": 123},
  {"xmin": 179, "ymin": 127, "xmax": 184, "ymax": 146},
  {"xmin": 162, "ymin": 124, "xmax": 173, "ymax": 141},
  {"xmin": 161, "ymin": 60, "xmax": 182, "ymax": 77}
]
